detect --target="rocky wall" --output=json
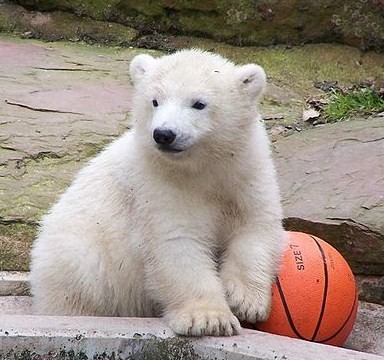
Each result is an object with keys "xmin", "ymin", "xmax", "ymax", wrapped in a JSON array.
[{"xmin": 9, "ymin": 0, "xmax": 384, "ymax": 51}]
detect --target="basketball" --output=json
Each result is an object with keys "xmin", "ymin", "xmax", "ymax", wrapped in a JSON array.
[{"xmin": 253, "ymin": 231, "xmax": 358, "ymax": 346}]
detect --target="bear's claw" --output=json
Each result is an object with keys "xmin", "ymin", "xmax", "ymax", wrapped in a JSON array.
[{"xmin": 166, "ymin": 304, "xmax": 241, "ymax": 336}]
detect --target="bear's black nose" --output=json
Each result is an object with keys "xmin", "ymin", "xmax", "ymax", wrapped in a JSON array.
[{"xmin": 153, "ymin": 129, "xmax": 176, "ymax": 145}]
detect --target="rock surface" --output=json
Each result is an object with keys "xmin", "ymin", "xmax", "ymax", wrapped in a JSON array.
[
  {"xmin": 0, "ymin": 3, "xmax": 138, "ymax": 45},
  {"xmin": 344, "ymin": 301, "xmax": 384, "ymax": 356},
  {"xmin": 0, "ymin": 38, "xmax": 135, "ymax": 223},
  {"xmin": 6, "ymin": 0, "xmax": 384, "ymax": 51},
  {"xmin": 0, "ymin": 36, "xmax": 140, "ymax": 270},
  {"xmin": 274, "ymin": 118, "xmax": 384, "ymax": 277},
  {"xmin": 356, "ymin": 276, "xmax": 384, "ymax": 306}
]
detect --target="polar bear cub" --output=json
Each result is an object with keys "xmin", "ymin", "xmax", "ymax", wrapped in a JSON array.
[{"xmin": 30, "ymin": 49, "xmax": 285, "ymax": 337}]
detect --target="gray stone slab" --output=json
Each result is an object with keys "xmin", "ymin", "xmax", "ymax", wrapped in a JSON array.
[
  {"xmin": 1, "ymin": 314, "xmax": 383, "ymax": 360},
  {"xmin": 1, "ymin": 270, "xmax": 384, "ymax": 357},
  {"xmin": 344, "ymin": 302, "xmax": 384, "ymax": 357},
  {"xmin": 0, "ymin": 296, "xmax": 33, "ymax": 315},
  {"xmin": 0, "ymin": 296, "xmax": 384, "ymax": 358},
  {"xmin": 0, "ymin": 271, "xmax": 29, "ymax": 296},
  {"xmin": 0, "ymin": 37, "xmax": 142, "ymax": 224},
  {"xmin": 274, "ymin": 118, "xmax": 384, "ymax": 277}
]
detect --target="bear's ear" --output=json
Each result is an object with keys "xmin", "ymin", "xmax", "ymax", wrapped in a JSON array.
[
  {"xmin": 129, "ymin": 54, "xmax": 156, "ymax": 85},
  {"xmin": 235, "ymin": 64, "xmax": 266, "ymax": 98}
]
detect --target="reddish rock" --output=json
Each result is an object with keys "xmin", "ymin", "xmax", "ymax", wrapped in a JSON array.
[{"xmin": 356, "ymin": 275, "xmax": 384, "ymax": 305}]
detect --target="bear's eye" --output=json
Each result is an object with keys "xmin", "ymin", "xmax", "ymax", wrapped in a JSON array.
[
  {"xmin": 152, "ymin": 99, "xmax": 159, "ymax": 107},
  {"xmin": 192, "ymin": 101, "xmax": 206, "ymax": 110}
]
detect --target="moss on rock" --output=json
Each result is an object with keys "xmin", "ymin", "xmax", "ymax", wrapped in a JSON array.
[
  {"xmin": 0, "ymin": 3, "xmax": 138, "ymax": 45},
  {"xmin": 8, "ymin": 0, "xmax": 384, "ymax": 50}
]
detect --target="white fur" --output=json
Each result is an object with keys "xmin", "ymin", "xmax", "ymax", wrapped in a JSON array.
[{"xmin": 30, "ymin": 49, "xmax": 286, "ymax": 337}]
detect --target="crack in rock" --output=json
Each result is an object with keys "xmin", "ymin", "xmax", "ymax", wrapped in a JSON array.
[
  {"xmin": 32, "ymin": 66, "xmax": 107, "ymax": 72},
  {"xmin": 5, "ymin": 99, "xmax": 84, "ymax": 115},
  {"xmin": 326, "ymin": 217, "xmax": 383, "ymax": 235},
  {"xmin": 332, "ymin": 136, "xmax": 384, "ymax": 149}
]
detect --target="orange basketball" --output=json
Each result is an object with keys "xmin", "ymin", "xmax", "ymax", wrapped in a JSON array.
[{"xmin": 254, "ymin": 231, "xmax": 358, "ymax": 346}]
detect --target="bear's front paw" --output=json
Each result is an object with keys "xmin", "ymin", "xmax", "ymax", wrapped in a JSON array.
[
  {"xmin": 224, "ymin": 277, "xmax": 272, "ymax": 324},
  {"xmin": 165, "ymin": 303, "xmax": 241, "ymax": 337}
]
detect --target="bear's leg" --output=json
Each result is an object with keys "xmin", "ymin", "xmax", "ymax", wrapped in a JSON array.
[
  {"xmin": 146, "ymin": 238, "xmax": 241, "ymax": 336},
  {"xmin": 30, "ymin": 234, "xmax": 118, "ymax": 316},
  {"xmin": 220, "ymin": 226, "xmax": 284, "ymax": 323}
]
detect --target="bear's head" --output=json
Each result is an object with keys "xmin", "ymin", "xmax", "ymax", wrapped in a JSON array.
[{"xmin": 129, "ymin": 49, "xmax": 266, "ymax": 164}]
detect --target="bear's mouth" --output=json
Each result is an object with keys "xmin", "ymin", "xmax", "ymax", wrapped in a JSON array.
[{"xmin": 156, "ymin": 144, "xmax": 184, "ymax": 154}]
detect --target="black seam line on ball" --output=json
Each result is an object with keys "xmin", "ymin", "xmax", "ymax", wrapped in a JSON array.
[
  {"xmin": 317, "ymin": 283, "xmax": 358, "ymax": 343},
  {"xmin": 275, "ymin": 276, "xmax": 307, "ymax": 340},
  {"xmin": 310, "ymin": 235, "xmax": 329, "ymax": 342}
]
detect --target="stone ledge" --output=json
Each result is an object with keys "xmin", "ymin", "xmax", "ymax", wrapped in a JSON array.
[
  {"xmin": 1, "ymin": 274, "xmax": 384, "ymax": 357},
  {"xmin": 0, "ymin": 271, "xmax": 29, "ymax": 296},
  {"xmin": 1, "ymin": 314, "xmax": 383, "ymax": 360}
]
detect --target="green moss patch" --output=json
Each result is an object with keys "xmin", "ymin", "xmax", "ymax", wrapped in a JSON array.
[
  {"xmin": 324, "ymin": 87, "xmax": 384, "ymax": 122},
  {"xmin": 0, "ymin": 222, "xmax": 36, "ymax": 271},
  {"xmin": 306, "ymin": 81, "xmax": 384, "ymax": 123}
]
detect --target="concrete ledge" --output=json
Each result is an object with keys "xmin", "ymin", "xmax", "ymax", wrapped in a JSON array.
[
  {"xmin": 1, "ymin": 314, "xmax": 383, "ymax": 360},
  {"xmin": 0, "ymin": 275, "xmax": 383, "ymax": 359},
  {"xmin": 0, "ymin": 272, "xmax": 29, "ymax": 296},
  {"xmin": 0, "ymin": 295, "xmax": 33, "ymax": 315}
]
